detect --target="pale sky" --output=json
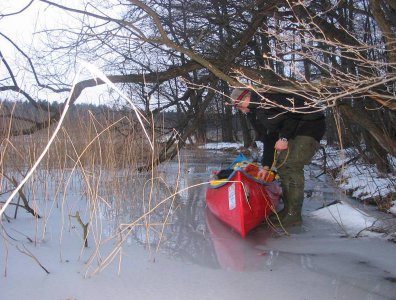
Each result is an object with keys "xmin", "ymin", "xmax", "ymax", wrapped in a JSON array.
[
  {"xmin": 1, "ymin": 0, "xmax": 114, "ymax": 105},
  {"xmin": 1, "ymin": 1, "xmax": 42, "ymax": 59}
]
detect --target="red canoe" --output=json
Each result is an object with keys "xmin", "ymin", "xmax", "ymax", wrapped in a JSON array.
[{"xmin": 206, "ymin": 168, "xmax": 281, "ymax": 237}]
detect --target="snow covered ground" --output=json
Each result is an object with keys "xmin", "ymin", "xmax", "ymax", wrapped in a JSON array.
[
  {"xmin": 318, "ymin": 146, "xmax": 395, "ymax": 205},
  {"xmin": 1, "ymin": 146, "xmax": 395, "ymax": 300}
]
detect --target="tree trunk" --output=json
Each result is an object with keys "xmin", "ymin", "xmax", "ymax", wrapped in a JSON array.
[{"xmin": 339, "ymin": 103, "xmax": 396, "ymax": 158}]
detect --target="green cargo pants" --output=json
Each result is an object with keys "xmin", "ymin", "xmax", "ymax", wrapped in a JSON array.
[{"xmin": 276, "ymin": 135, "xmax": 320, "ymax": 219}]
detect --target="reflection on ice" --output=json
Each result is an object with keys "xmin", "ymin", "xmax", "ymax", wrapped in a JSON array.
[
  {"xmin": 118, "ymin": 149, "xmax": 396, "ymax": 299},
  {"xmin": 206, "ymin": 207, "xmax": 274, "ymax": 272}
]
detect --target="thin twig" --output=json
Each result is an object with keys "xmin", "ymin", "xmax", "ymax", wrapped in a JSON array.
[{"xmin": 16, "ymin": 244, "xmax": 50, "ymax": 274}]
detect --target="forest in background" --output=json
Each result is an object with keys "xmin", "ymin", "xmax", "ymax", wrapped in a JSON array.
[{"xmin": 0, "ymin": 1, "xmax": 395, "ymax": 199}]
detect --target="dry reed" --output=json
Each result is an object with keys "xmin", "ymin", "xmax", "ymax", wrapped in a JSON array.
[{"xmin": 0, "ymin": 64, "xmax": 188, "ymax": 276}]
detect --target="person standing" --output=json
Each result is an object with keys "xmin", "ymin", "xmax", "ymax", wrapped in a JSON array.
[{"xmin": 230, "ymin": 88, "xmax": 326, "ymax": 227}]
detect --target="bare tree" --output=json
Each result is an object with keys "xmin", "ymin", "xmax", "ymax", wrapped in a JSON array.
[{"xmin": 1, "ymin": 0, "xmax": 395, "ymax": 170}]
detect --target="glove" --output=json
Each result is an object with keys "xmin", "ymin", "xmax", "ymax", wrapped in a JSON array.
[
  {"xmin": 275, "ymin": 138, "xmax": 288, "ymax": 151},
  {"xmin": 257, "ymin": 166, "xmax": 270, "ymax": 181}
]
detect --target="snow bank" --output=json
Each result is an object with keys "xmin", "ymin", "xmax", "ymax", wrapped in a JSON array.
[
  {"xmin": 335, "ymin": 164, "xmax": 395, "ymax": 202},
  {"xmin": 310, "ymin": 201, "xmax": 379, "ymax": 237},
  {"xmin": 314, "ymin": 146, "xmax": 395, "ymax": 212},
  {"xmin": 390, "ymin": 201, "xmax": 396, "ymax": 216}
]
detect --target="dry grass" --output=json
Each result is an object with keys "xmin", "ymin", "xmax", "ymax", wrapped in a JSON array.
[
  {"xmin": 0, "ymin": 106, "xmax": 156, "ymax": 169},
  {"xmin": 0, "ymin": 100, "xmax": 185, "ymax": 275}
]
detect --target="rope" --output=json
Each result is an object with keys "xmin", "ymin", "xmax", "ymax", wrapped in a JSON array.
[
  {"xmin": 264, "ymin": 147, "xmax": 289, "ymax": 181},
  {"xmin": 273, "ymin": 147, "xmax": 289, "ymax": 170}
]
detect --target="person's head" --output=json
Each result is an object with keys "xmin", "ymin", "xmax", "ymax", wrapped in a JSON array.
[{"xmin": 230, "ymin": 88, "xmax": 252, "ymax": 113}]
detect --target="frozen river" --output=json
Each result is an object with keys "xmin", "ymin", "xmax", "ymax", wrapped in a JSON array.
[
  {"xmin": 136, "ymin": 149, "xmax": 396, "ymax": 299},
  {"xmin": 1, "ymin": 149, "xmax": 395, "ymax": 300}
]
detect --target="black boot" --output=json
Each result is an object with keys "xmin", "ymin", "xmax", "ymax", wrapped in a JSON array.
[
  {"xmin": 271, "ymin": 186, "xmax": 303, "ymax": 227},
  {"xmin": 268, "ymin": 184, "xmax": 289, "ymax": 224},
  {"xmin": 268, "ymin": 202, "xmax": 288, "ymax": 223}
]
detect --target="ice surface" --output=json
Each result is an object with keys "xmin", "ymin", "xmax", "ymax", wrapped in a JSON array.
[{"xmin": 1, "ymin": 149, "xmax": 395, "ymax": 300}]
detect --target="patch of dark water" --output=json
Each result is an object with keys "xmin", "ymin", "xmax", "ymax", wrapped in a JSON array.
[{"xmin": 385, "ymin": 277, "xmax": 396, "ymax": 283}]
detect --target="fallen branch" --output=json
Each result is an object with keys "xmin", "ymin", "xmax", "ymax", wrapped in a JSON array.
[
  {"xmin": 0, "ymin": 173, "xmax": 41, "ymax": 218},
  {"xmin": 327, "ymin": 154, "xmax": 361, "ymax": 177},
  {"xmin": 16, "ymin": 244, "xmax": 50, "ymax": 274},
  {"xmin": 11, "ymin": 176, "xmax": 41, "ymax": 219}
]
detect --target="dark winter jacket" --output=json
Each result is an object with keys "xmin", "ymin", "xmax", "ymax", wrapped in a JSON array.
[{"xmin": 247, "ymin": 92, "xmax": 326, "ymax": 166}]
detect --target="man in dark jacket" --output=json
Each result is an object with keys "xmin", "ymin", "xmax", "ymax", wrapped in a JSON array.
[{"xmin": 230, "ymin": 88, "xmax": 326, "ymax": 227}]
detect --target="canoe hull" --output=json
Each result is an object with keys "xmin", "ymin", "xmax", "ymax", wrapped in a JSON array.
[{"xmin": 206, "ymin": 170, "xmax": 281, "ymax": 237}]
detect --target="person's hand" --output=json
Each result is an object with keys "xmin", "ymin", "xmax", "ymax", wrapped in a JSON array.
[
  {"xmin": 257, "ymin": 166, "xmax": 270, "ymax": 181},
  {"xmin": 275, "ymin": 138, "xmax": 288, "ymax": 151}
]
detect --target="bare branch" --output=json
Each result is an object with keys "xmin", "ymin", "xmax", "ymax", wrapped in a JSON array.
[{"xmin": 0, "ymin": 0, "xmax": 35, "ymax": 17}]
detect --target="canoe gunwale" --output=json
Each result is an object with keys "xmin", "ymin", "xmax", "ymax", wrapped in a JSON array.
[{"xmin": 207, "ymin": 168, "xmax": 277, "ymax": 190}]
